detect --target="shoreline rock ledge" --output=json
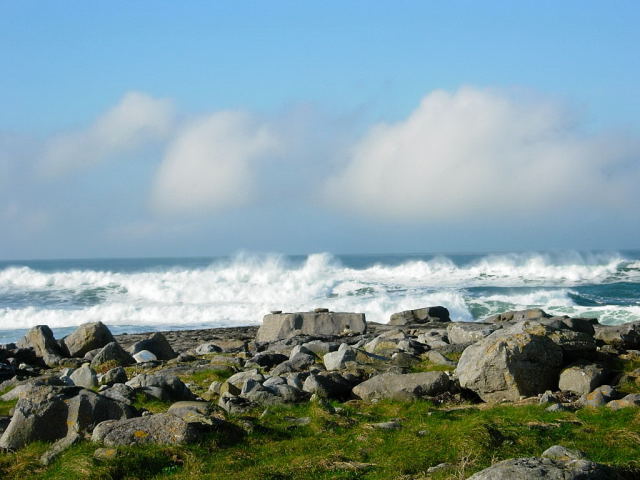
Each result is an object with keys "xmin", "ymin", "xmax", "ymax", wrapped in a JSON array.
[{"xmin": 256, "ymin": 310, "xmax": 366, "ymax": 343}]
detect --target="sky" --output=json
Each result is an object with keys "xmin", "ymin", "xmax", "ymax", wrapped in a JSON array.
[{"xmin": 1, "ymin": 1, "xmax": 639, "ymax": 260}]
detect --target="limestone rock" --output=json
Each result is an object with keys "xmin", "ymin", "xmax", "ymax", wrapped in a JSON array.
[
  {"xmin": 0, "ymin": 386, "xmax": 135, "ymax": 450},
  {"xmin": 100, "ymin": 367, "xmax": 128, "ymax": 386},
  {"xmin": 559, "ymin": 363, "xmax": 607, "ymax": 395},
  {"xmin": 388, "ymin": 306, "xmax": 450, "ymax": 326},
  {"xmin": 90, "ymin": 342, "xmax": 135, "ymax": 369},
  {"xmin": 129, "ymin": 332, "xmax": 176, "ymax": 360},
  {"xmin": 323, "ymin": 345, "xmax": 356, "ymax": 371},
  {"xmin": 467, "ymin": 455, "xmax": 619, "ymax": 479},
  {"xmin": 485, "ymin": 308, "xmax": 550, "ymax": 324},
  {"xmin": 256, "ymin": 311, "xmax": 366, "ymax": 343},
  {"xmin": 447, "ymin": 323, "xmax": 499, "ymax": 344},
  {"xmin": 352, "ymin": 371, "xmax": 451, "ymax": 401},
  {"xmin": 455, "ymin": 322, "xmax": 563, "ymax": 402},
  {"xmin": 92, "ymin": 413, "xmax": 202, "ymax": 446},
  {"xmin": 63, "ymin": 322, "xmax": 115, "ymax": 357},
  {"xmin": 594, "ymin": 322, "xmax": 640, "ymax": 350},
  {"xmin": 126, "ymin": 373, "xmax": 195, "ymax": 402},
  {"xmin": 16, "ymin": 325, "xmax": 65, "ymax": 367},
  {"xmin": 69, "ymin": 364, "xmax": 98, "ymax": 389},
  {"xmin": 133, "ymin": 350, "xmax": 157, "ymax": 363}
]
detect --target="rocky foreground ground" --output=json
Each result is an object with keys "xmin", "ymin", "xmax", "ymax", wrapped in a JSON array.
[{"xmin": 0, "ymin": 306, "xmax": 639, "ymax": 479}]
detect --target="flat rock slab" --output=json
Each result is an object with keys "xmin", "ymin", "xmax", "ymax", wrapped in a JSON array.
[
  {"xmin": 352, "ymin": 371, "xmax": 450, "ymax": 401},
  {"xmin": 92, "ymin": 413, "xmax": 202, "ymax": 446},
  {"xmin": 256, "ymin": 312, "xmax": 366, "ymax": 343}
]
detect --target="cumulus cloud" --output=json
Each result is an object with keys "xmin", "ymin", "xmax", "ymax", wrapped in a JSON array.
[
  {"xmin": 324, "ymin": 87, "xmax": 639, "ymax": 221},
  {"xmin": 150, "ymin": 111, "xmax": 279, "ymax": 215},
  {"xmin": 40, "ymin": 91, "xmax": 174, "ymax": 176}
]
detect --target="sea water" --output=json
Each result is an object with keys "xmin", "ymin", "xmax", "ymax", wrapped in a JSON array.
[{"xmin": 1, "ymin": 250, "xmax": 639, "ymax": 344}]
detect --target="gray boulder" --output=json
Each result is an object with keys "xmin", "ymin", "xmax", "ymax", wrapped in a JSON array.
[
  {"xmin": 323, "ymin": 345, "xmax": 356, "ymax": 371},
  {"xmin": 257, "ymin": 311, "xmax": 366, "ymax": 342},
  {"xmin": 90, "ymin": 342, "xmax": 135, "ymax": 369},
  {"xmin": 92, "ymin": 413, "xmax": 201, "ymax": 446},
  {"xmin": 447, "ymin": 323, "xmax": 499, "ymax": 344},
  {"xmin": 352, "ymin": 371, "xmax": 451, "ymax": 401},
  {"xmin": 126, "ymin": 373, "xmax": 195, "ymax": 402},
  {"xmin": 455, "ymin": 322, "xmax": 563, "ymax": 402},
  {"xmin": 69, "ymin": 364, "xmax": 98, "ymax": 389},
  {"xmin": 100, "ymin": 383, "xmax": 136, "ymax": 405},
  {"xmin": 100, "ymin": 367, "xmax": 128, "ymax": 386},
  {"xmin": 594, "ymin": 322, "xmax": 640, "ymax": 350},
  {"xmin": 129, "ymin": 332, "xmax": 176, "ymax": 360},
  {"xmin": 559, "ymin": 363, "xmax": 607, "ymax": 395},
  {"xmin": 270, "ymin": 352, "xmax": 316, "ymax": 376},
  {"xmin": 245, "ymin": 352, "xmax": 288, "ymax": 370},
  {"xmin": 133, "ymin": 350, "xmax": 157, "ymax": 363},
  {"xmin": 194, "ymin": 342, "xmax": 222, "ymax": 355},
  {"xmin": 388, "ymin": 306, "xmax": 450, "ymax": 325},
  {"xmin": 302, "ymin": 372, "xmax": 353, "ymax": 400},
  {"xmin": 467, "ymin": 448, "xmax": 620, "ymax": 479},
  {"xmin": 0, "ymin": 386, "xmax": 135, "ymax": 450},
  {"xmin": 16, "ymin": 325, "xmax": 65, "ymax": 367},
  {"xmin": 485, "ymin": 308, "xmax": 550, "ymax": 324},
  {"xmin": 63, "ymin": 322, "xmax": 115, "ymax": 357}
]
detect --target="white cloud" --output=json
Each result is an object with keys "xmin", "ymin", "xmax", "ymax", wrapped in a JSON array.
[
  {"xmin": 40, "ymin": 91, "xmax": 174, "ymax": 176},
  {"xmin": 150, "ymin": 111, "xmax": 278, "ymax": 215},
  {"xmin": 324, "ymin": 87, "xmax": 639, "ymax": 221}
]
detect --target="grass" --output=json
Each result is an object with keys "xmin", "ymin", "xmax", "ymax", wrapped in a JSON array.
[
  {"xmin": 0, "ymin": 386, "xmax": 16, "ymax": 416},
  {"xmin": 1, "ymin": 399, "xmax": 638, "ymax": 480}
]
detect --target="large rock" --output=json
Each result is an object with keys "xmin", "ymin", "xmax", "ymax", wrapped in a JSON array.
[
  {"xmin": 92, "ymin": 413, "xmax": 201, "ymax": 446},
  {"xmin": 485, "ymin": 308, "xmax": 550, "ymax": 324},
  {"xmin": 128, "ymin": 332, "xmax": 176, "ymax": 360},
  {"xmin": 323, "ymin": 345, "xmax": 356, "ymax": 370},
  {"xmin": 69, "ymin": 364, "xmax": 98, "ymax": 389},
  {"xmin": 126, "ymin": 373, "xmax": 195, "ymax": 402},
  {"xmin": 63, "ymin": 322, "xmax": 115, "ymax": 357},
  {"xmin": 388, "ymin": 306, "xmax": 450, "ymax": 325},
  {"xmin": 467, "ymin": 456, "xmax": 620, "ymax": 479},
  {"xmin": 90, "ymin": 342, "xmax": 135, "ymax": 369},
  {"xmin": 16, "ymin": 325, "xmax": 65, "ymax": 367},
  {"xmin": 594, "ymin": 321, "xmax": 640, "ymax": 350},
  {"xmin": 447, "ymin": 323, "xmax": 499, "ymax": 344},
  {"xmin": 352, "ymin": 372, "xmax": 451, "ymax": 402},
  {"xmin": 0, "ymin": 386, "xmax": 135, "ymax": 450},
  {"xmin": 455, "ymin": 322, "xmax": 563, "ymax": 402},
  {"xmin": 256, "ymin": 311, "xmax": 366, "ymax": 343},
  {"xmin": 559, "ymin": 363, "xmax": 607, "ymax": 395}
]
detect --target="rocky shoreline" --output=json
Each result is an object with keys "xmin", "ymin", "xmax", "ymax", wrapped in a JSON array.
[{"xmin": 1, "ymin": 306, "xmax": 639, "ymax": 478}]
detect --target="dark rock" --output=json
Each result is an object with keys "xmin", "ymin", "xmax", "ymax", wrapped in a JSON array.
[
  {"xmin": 16, "ymin": 325, "xmax": 65, "ymax": 367},
  {"xmin": 129, "ymin": 332, "xmax": 176, "ymax": 360},
  {"xmin": 90, "ymin": 342, "xmax": 135, "ymax": 369},
  {"xmin": 126, "ymin": 373, "xmax": 195, "ymax": 402},
  {"xmin": 63, "ymin": 322, "xmax": 115, "ymax": 357},
  {"xmin": 388, "ymin": 306, "xmax": 450, "ymax": 325}
]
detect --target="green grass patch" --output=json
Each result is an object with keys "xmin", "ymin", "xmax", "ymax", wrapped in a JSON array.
[
  {"xmin": 178, "ymin": 367, "xmax": 235, "ymax": 391},
  {"xmin": 1, "ymin": 400, "xmax": 638, "ymax": 480},
  {"xmin": 0, "ymin": 386, "xmax": 16, "ymax": 416},
  {"xmin": 410, "ymin": 360, "xmax": 455, "ymax": 373},
  {"xmin": 132, "ymin": 392, "xmax": 172, "ymax": 414}
]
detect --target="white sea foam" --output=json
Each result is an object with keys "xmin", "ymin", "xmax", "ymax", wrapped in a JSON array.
[{"xmin": 0, "ymin": 251, "xmax": 638, "ymax": 331}]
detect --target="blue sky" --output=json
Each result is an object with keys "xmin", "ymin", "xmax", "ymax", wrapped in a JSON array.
[{"xmin": 1, "ymin": 1, "xmax": 639, "ymax": 259}]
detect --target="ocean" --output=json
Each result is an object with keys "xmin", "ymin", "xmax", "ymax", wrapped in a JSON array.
[{"xmin": 1, "ymin": 250, "xmax": 639, "ymax": 344}]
